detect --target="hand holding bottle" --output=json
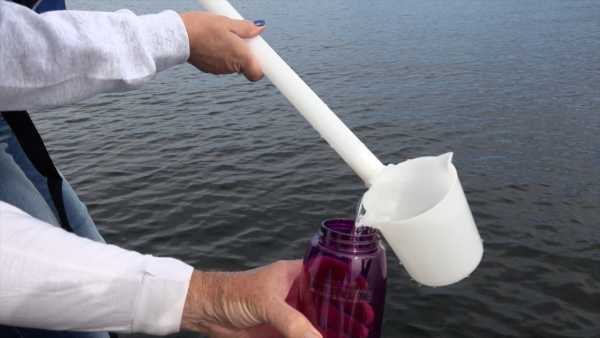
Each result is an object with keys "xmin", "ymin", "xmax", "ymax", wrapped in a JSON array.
[
  {"xmin": 293, "ymin": 219, "xmax": 387, "ymax": 338},
  {"xmin": 180, "ymin": 260, "xmax": 322, "ymax": 338}
]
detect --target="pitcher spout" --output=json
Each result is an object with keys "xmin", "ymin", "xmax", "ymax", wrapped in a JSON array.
[{"xmin": 438, "ymin": 152, "xmax": 454, "ymax": 171}]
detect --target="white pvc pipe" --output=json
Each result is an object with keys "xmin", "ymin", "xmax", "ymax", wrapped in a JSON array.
[{"xmin": 198, "ymin": 0, "xmax": 384, "ymax": 186}]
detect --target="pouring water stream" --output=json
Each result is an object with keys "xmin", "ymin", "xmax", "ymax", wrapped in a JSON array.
[{"xmin": 198, "ymin": 0, "xmax": 483, "ymax": 287}]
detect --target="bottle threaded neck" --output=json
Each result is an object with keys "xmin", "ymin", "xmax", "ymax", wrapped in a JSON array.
[{"xmin": 319, "ymin": 219, "xmax": 379, "ymax": 254}]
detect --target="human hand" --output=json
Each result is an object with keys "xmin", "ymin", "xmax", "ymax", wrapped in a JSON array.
[
  {"xmin": 179, "ymin": 12, "xmax": 265, "ymax": 81},
  {"xmin": 181, "ymin": 260, "xmax": 322, "ymax": 338}
]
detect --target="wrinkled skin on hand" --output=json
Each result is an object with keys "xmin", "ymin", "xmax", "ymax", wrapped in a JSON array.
[{"xmin": 181, "ymin": 260, "xmax": 321, "ymax": 338}]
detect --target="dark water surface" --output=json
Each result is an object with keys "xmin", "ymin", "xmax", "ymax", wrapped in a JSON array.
[{"xmin": 35, "ymin": 0, "xmax": 599, "ymax": 337}]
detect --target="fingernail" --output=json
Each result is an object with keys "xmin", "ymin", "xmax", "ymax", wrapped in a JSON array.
[{"xmin": 254, "ymin": 19, "xmax": 266, "ymax": 27}]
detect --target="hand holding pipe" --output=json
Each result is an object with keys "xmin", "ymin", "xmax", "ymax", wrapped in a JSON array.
[{"xmin": 197, "ymin": 0, "xmax": 384, "ymax": 186}]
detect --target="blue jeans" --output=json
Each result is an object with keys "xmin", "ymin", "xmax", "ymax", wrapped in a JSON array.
[{"xmin": 0, "ymin": 118, "xmax": 109, "ymax": 338}]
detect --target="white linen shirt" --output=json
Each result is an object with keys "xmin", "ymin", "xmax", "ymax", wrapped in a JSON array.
[{"xmin": 0, "ymin": 0, "xmax": 194, "ymax": 335}]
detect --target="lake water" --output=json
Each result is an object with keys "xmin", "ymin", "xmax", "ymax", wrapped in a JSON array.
[{"xmin": 35, "ymin": 0, "xmax": 600, "ymax": 337}]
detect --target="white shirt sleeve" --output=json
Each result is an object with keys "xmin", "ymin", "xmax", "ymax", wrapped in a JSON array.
[
  {"xmin": 0, "ymin": 201, "xmax": 193, "ymax": 335},
  {"xmin": 0, "ymin": 1, "xmax": 195, "ymax": 334},
  {"xmin": 0, "ymin": 0, "xmax": 190, "ymax": 111}
]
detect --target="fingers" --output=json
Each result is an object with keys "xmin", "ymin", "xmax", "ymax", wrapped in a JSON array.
[
  {"xmin": 238, "ymin": 44, "xmax": 263, "ymax": 81},
  {"xmin": 325, "ymin": 302, "xmax": 370, "ymax": 338},
  {"xmin": 298, "ymin": 256, "xmax": 375, "ymax": 337},
  {"xmin": 268, "ymin": 300, "xmax": 323, "ymax": 338},
  {"xmin": 182, "ymin": 12, "xmax": 264, "ymax": 81},
  {"xmin": 341, "ymin": 300, "xmax": 375, "ymax": 325},
  {"xmin": 235, "ymin": 324, "xmax": 284, "ymax": 338},
  {"xmin": 320, "ymin": 328, "xmax": 351, "ymax": 338},
  {"xmin": 285, "ymin": 274, "xmax": 302, "ymax": 308},
  {"xmin": 282, "ymin": 259, "xmax": 304, "ymax": 277},
  {"xmin": 229, "ymin": 19, "xmax": 265, "ymax": 38},
  {"xmin": 305, "ymin": 291, "xmax": 371, "ymax": 338},
  {"xmin": 228, "ymin": 19, "xmax": 264, "ymax": 81},
  {"xmin": 226, "ymin": 34, "xmax": 262, "ymax": 81}
]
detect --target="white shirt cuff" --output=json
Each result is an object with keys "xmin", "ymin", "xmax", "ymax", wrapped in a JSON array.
[
  {"xmin": 138, "ymin": 10, "xmax": 190, "ymax": 73},
  {"xmin": 132, "ymin": 256, "xmax": 193, "ymax": 335}
]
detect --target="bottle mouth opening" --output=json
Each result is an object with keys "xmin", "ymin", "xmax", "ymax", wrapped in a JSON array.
[{"xmin": 320, "ymin": 219, "xmax": 379, "ymax": 253}]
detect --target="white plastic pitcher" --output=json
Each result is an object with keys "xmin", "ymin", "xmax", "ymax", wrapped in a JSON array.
[
  {"xmin": 198, "ymin": 0, "xmax": 483, "ymax": 287},
  {"xmin": 361, "ymin": 153, "xmax": 483, "ymax": 286}
]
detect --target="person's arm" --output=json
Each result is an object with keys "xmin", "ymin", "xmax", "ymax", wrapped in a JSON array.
[
  {"xmin": 0, "ymin": 201, "xmax": 321, "ymax": 338},
  {"xmin": 0, "ymin": 201, "xmax": 192, "ymax": 334},
  {"xmin": 0, "ymin": 0, "xmax": 189, "ymax": 110},
  {"xmin": 0, "ymin": 1, "xmax": 264, "ymax": 111}
]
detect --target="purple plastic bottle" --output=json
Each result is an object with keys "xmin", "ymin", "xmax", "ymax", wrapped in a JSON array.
[{"xmin": 296, "ymin": 219, "xmax": 387, "ymax": 338}]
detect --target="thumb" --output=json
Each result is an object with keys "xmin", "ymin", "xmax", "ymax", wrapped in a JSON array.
[
  {"xmin": 268, "ymin": 300, "xmax": 322, "ymax": 338},
  {"xmin": 229, "ymin": 18, "xmax": 265, "ymax": 39}
]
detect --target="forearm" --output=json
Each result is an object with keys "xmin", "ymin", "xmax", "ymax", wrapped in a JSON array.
[
  {"xmin": 0, "ymin": 1, "xmax": 189, "ymax": 111},
  {"xmin": 0, "ymin": 201, "xmax": 192, "ymax": 335}
]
